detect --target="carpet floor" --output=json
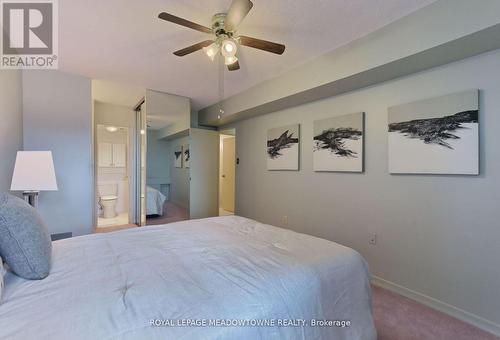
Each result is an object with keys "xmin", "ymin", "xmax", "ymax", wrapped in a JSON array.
[
  {"xmin": 373, "ymin": 285, "xmax": 499, "ymax": 340},
  {"xmin": 146, "ymin": 201, "xmax": 189, "ymax": 225},
  {"xmin": 94, "ymin": 202, "xmax": 189, "ymax": 233}
]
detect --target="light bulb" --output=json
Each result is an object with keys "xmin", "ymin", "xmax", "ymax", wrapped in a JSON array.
[
  {"xmin": 223, "ymin": 42, "xmax": 234, "ymax": 53},
  {"xmin": 224, "ymin": 55, "xmax": 238, "ymax": 66},
  {"xmin": 221, "ymin": 39, "xmax": 237, "ymax": 57},
  {"xmin": 140, "ymin": 129, "xmax": 145, "ymax": 135},
  {"xmin": 106, "ymin": 126, "xmax": 118, "ymax": 132},
  {"xmin": 203, "ymin": 42, "xmax": 219, "ymax": 61}
]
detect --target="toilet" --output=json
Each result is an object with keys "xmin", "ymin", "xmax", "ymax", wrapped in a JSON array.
[{"xmin": 98, "ymin": 183, "xmax": 118, "ymax": 219}]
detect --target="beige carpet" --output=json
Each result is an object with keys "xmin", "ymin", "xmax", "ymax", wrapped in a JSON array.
[{"xmin": 373, "ymin": 285, "xmax": 499, "ymax": 340}]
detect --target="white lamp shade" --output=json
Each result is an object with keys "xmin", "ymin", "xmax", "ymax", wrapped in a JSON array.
[
  {"xmin": 224, "ymin": 55, "xmax": 238, "ymax": 65},
  {"xmin": 11, "ymin": 151, "xmax": 58, "ymax": 191},
  {"xmin": 203, "ymin": 42, "xmax": 219, "ymax": 61}
]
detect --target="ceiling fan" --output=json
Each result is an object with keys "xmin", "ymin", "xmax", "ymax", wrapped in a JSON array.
[{"xmin": 158, "ymin": 0, "xmax": 286, "ymax": 71}]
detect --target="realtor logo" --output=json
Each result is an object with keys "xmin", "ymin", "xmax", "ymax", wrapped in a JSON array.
[{"xmin": 1, "ymin": 0, "xmax": 58, "ymax": 68}]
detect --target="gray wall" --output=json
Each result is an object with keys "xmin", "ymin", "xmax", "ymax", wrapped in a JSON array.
[
  {"xmin": 0, "ymin": 71, "xmax": 23, "ymax": 193},
  {"xmin": 147, "ymin": 129, "xmax": 170, "ymax": 195},
  {"xmin": 23, "ymin": 71, "xmax": 92, "ymax": 236},
  {"xmin": 225, "ymin": 49, "xmax": 500, "ymax": 326},
  {"xmin": 189, "ymin": 128, "xmax": 219, "ymax": 219},
  {"xmin": 168, "ymin": 136, "xmax": 189, "ymax": 209}
]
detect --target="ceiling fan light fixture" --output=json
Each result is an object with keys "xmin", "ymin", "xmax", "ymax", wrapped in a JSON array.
[
  {"xmin": 159, "ymin": 0, "xmax": 286, "ymax": 71},
  {"xmin": 221, "ymin": 39, "xmax": 237, "ymax": 57},
  {"xmin": 224, "ymin": 55, "xmax": 238, "ymax": 66},
  {"xmin": 203, "ymin": 42, "xmax": 219, "ymax": 61}
]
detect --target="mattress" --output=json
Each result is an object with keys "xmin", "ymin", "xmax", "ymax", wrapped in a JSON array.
[
  {"xmin": 0, "ymin": 216, "xmax": 376, "ymax": 340},
  {"xmin": 146, "ymin": 186, "xmax": 167, "ymax": 216}
]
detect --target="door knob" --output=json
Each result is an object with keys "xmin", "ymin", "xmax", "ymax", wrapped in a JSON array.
[{"xmin": 222, "ymin": 174, "xmax": 226, "ymax": 178}]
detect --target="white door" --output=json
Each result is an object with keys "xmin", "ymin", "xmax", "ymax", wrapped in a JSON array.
[
  {"xmin": 189, "ymin": 128, "xmax": 219, "ymax": 219},
  {"xmin": 112, "ymin": 143, "xmax": 126, "ymax": 167},
  {"xmin": 221, "ymin": 137, "xmax": 235, "ymax": 212},
  {"xmin": 98, "ymin": 143, "xmax": 112, "ymax": 167}
]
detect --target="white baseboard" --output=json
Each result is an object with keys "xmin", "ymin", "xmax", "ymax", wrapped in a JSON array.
[{"xmin": 371, "ymin": 275, "xmax": 500, "ymax": 337}]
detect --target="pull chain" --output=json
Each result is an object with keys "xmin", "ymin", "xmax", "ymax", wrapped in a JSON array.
[{"xmin": 218, "ymin": 54, "xmax": 224, "ymax": 119}]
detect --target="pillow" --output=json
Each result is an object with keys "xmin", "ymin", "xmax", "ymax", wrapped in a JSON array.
[
  {"xmin": 0, "ymin": 193, "xmax": 52, "ymax": 279},
  {"xmin": 0, "ymin": 257, "xmax": 4, "ymax": 301}
]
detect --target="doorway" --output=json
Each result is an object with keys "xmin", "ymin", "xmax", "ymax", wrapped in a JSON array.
[
  {"xmin": 219, "ymin": 132, "xmax": 235, "ymax": 216},
  {"xmin": 95, "ymin": 124, "xmax": 131, "ymax": 228}
]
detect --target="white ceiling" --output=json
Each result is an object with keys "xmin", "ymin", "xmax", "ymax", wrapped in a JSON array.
[{"xmin": 60, "ymin": 0, "xmax": 436, "ymax": 111}]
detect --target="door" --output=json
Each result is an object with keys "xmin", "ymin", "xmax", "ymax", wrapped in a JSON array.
[
  {"xmin": 221, "ymin": 137, "xmax": 235, "ymax": 212},
  {"xmin": 189, "ymin": 128, "xmax": 219, "ymax": 219}
]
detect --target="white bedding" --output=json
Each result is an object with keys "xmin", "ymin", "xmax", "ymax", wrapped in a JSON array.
[
  {"xmin": 0, "ymin": 256, "xmax": 4, "ymax": 302},
  {"xmin": 0, "ymin": 216, "xmax": 376, "ymax": 340},
  {"xmin": 146, "ymin": 186, "xmax": 166, "ymax": 216}
]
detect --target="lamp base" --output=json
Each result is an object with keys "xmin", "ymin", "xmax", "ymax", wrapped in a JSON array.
[{"xmin": 22, "ymin": 191, "xmax": 39, "ymax": 208}]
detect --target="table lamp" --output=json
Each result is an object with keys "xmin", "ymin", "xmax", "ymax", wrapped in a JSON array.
[{"xmin": 10, "ymin": 151, "xmax": 58, "ymax": 208}]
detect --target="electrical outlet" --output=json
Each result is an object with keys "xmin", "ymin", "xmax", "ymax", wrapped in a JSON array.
[
  {"xmin": 281, "ymin": 215, "xmax": 288, "ymax": 226},
  {"xmin": 369, "ymin": 233, "xmax": 377, "ymax": 245}
]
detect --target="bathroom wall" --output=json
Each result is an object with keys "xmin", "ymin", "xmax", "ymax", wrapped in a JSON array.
[{"xmin": 94, "ymin": 101, "xmax": 134, "ymax": 127}]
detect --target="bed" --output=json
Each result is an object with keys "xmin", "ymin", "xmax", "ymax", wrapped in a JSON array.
[
  {"xmin": 0, "ymin": 216, "xmax": 376, "ymax": 340},
  {"xmin": 146, "ymin": 185, "xmax": 167, "ymax": 216}
]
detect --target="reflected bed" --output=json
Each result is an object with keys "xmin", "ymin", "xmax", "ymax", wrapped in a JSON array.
[{"xmin": 146, "ymin": 186, "xmax": 167, "ymax": 216}]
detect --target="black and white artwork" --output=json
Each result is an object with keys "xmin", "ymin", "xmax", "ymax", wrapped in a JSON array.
[
  {"xmin": 174, "ymin": 145, "xmax": 183, "ymax": 168},
  {"xmin": 313, "ymin": 112, "xmax": 364, "ymax": 172},
  {"xmin": 267, "ymin": 124, "xmax": 300, "ymax": 170},
  {"xmin": 388, "ymin": 90, "xmax": 479, "ymax": 175},
  {"xmin": 183, "ymin": 144, "xmax": 190, "ymax": 168}
]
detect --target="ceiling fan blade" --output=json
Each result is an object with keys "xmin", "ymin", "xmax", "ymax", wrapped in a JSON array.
[
  {"xmin": 227, "ymin": 60, "xmax": 240, "ymax": 71},
  {"xmin": 225, "ymin": 0, "xmax": 253, "ymax": 32},
  {"xmin": 158, "ymin": 12, "xmax": 212, "ymax": 34},
  {"xmin": 173, "ymin": 40, "xmax": 214, "ymax": 57},
  {"xmin": 239, "ymin": 35, "xmax": 285, "ymax": 55}
]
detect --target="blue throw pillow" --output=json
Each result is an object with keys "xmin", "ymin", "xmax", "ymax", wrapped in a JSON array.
[{"xmin": 0, "ymin": 193, "xmax": 52, "ymax": 279}]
